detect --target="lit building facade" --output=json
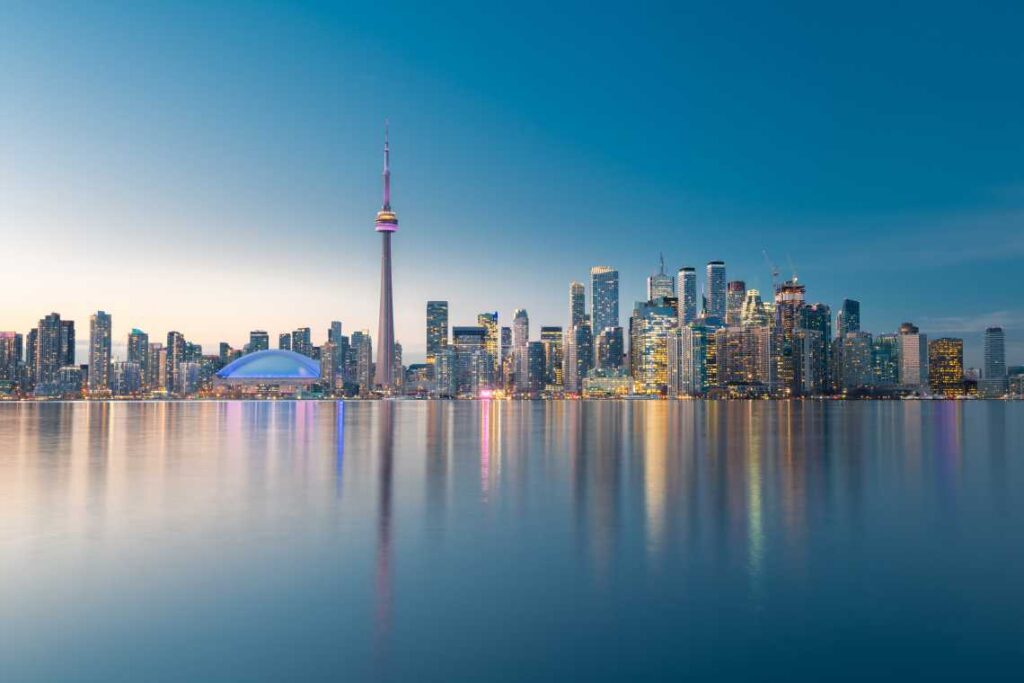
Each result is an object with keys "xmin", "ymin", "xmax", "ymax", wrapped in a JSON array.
[
  {"xmin": 630, "ymin": 298, "xmax": 678, "ymax": 394},
  {"xmin": 928, "ymin": 337, "xmax": 964, "ymax": 397},
  {"xmin": 677, "ymin": 267, "xmax": 697, "ymax": 324},
  {"xmin": 898, "ymin": 322, "xmax": 928, "ymax": 389},
  {"xmin": 726, "ymin": 280, "xmax": 746, "ymax": 326},
  {"xmin": 706, "ymin": 261, "xmax": 727, "ymax": 320},
  {"xmin": 426, "ymin": 300, "xmax": 449, "ymax": 367},
  {"xmin": 590, "ymin": 266, "xmax": 619, "ymax": 335}
]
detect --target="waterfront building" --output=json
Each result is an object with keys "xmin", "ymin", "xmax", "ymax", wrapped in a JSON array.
[
  {"xmin": 591, "ymin": 266, "xmax": 619, "ymax": 335},
  {"xmin": 726, "ymin": 280, "xmax": 746, "ymax": 326},
  {"xmin": 595, "ymin": 326, "xmax": 624, "ymax": 370},
  {"xmin": 453, "ymin": 326, "xmax": 489, "ymax": 394},
  {"xmin": 477, "ymin": 312, "xmax": 499, "ymax": 377},
  {"xmin": 87, "ymin": 311, "xmax": 112, "ymax": 393},
  {"xmin": 434, "ymin": 347, "xmax": 457, "ymax": 398},
  {"xmin": 127, "ymin": 329, "xmax": 149, "ymax": 386},
  {"xmin": 350, "ymin": 331, "xmax": 373, "ymax": 395},
  {"xmin": 898, "ymin": 322, "xmax": 928, "ymax": 389},
  {"xmin": 426, "ymin": 300, "xmax": 449, "ymax": 367},
  {"xmin": 374, "ymin": 127, "xmax": 399, "ymax": 392},
  {"xmin": 513, "ymin": 309, "xmax": 529, "ymax": 391},
  {"xmin": 35, "ymin": 313, "xmax": 64, "ymax": 388},
  {"xmin": 630, "ymin": 298, "xmax": 678, "ymax": 394},
  {"xmin": 320, "ymin": 341, "xmax": 338, "ymax": 393},
  {"xmin": 773, "ymin": 279, "xmax": 806, "ymax": 396},
  {"xmin": 57, "ymin": 365, "xmax": 83, "ymax": 397},
  {"xmin": 837, "ymin": 299, "xmax": 861, "ymax": 337},
  {"xmin": 582, "ymin": 368, "xmax": 632, "ymax": 397},
  {"xmin": 980, "ymin": 327, "xmax": 1007, "ymax": 397},
  {"xmin": 800, "ymin": 303, "xmax": 831, "ymax": 395},
  {"xmin": 112, "ymin": 361, "xmax": 142, "ymax": 396},
  {"xmin": 248, "ymin": 330, "xmax": 269, "ymax": 353},
  {"xmin": 706, "ymin": 261, "xmax": 727, "ymax": 320},
  {"xmin": 60, "ymin": 320, "xmax": 75, "ymax": 368},
  {"xmin": 526, "ymin": 341, "xmax": 546, "ymax": 394},
  {"xmin": 714, "ymin": 325, "xmax": 773, "ymax": 390},
  {"xmin": 564, "ymin": 320, "xmax": 593, "ymax": 394},
  {"xmin": 215, "ymin": 349, "xmax": 320, "ymax": 396},
  {"xmin": 278, "ymin": 333, "xmax": 291, "ymax": 351},
  {"xmin": 0, "ymin": 332, "xmax": 21, "ymax": 383},
  {"xmin": 677, "ymin": 267, "xmax": 698, "ymax": 324},
  {"xmin": 500, "ymin": 326, "xmax": 513, "ymax": 388},
  {"xmin": 166, "ymin": 331, "xmax": 186, "ymax": 395},
  {"xmin": 647, "ymin": 255, "xmax": 675, "ymax": 300},
  {"xmin": 540, "ymin": 326, "xmax": 564, "ymax": 387},
  {"xmin": 740, "ymin": 289, "xmax": 771, "ymax": 327},
  {"xmin": 929, "ymin": 337, "xmax": 964, "ymax": 397},
  {"xmin": 838, "ymin": 332, "xmax": 874, "ymax": 394},
  {"xmin": 872, "ymin": 334, "xmax": 900, "ymax": 386},
  {"xmin": 667, "ymin": 323, "xmax": 709, "ymax": 396}
]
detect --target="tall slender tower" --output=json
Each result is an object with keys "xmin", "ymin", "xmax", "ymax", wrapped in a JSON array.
[{"xmin": 375, "ymin": 124, "xmax": 399, "ymax": 391}]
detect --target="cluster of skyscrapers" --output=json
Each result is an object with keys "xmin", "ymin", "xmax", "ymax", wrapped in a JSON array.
[{"xmin": 0, "ymin": 131, "xmax": 1018, "ymax": 400}]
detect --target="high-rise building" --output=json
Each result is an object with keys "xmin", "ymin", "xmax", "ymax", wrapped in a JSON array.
[
  {"xmin": 629, "ymin": 298, "xmax": 678, "ymax": 394},
  {"xmin": 453, "ymin": 326, "xmax": 489, "ymax": 394},
  {"xmin": 278, "ymin": 333, "xmax": 291, "ymax": 351},
  {"xmin": 667, "ymin": 323, "xmax": 709, "ymax": 396},
  {"xmin": 292, "ymin": 328, "xmax": 312, "ymax": 357},
  {"xmin": 328, "ymin": 321, "xmax": 343, "ymax": 344},
  {"xmin": 590, "ymin": 266, "xmax": 619, "ymax": 334},
  {"xmin": 35, "ymin": 313, "xmax": 64, "ymax": 388},
  {"xmin": 726, "ymin": 280, "xmax": 746, "ymax": 326},
  {"xmin": 773, "ymin": 279, "xmax": 806, "ymax": 396},
  {"xmin": 564, "ymin": 320, "xmax": 593, "ymax": 394},
  {"xmin": 800, "ymin": 303, "xmax": 831, "ymax": 395},
  {"xmin": 512, "ymin": 309, "xmax": 529, "ymax": 392},
  {"xmin": 477, "ymin": 312, "xmax": 499, "ymax": 377},
  {"xmin": 374, "ymin": 126, "xmax": 399, "ymax": 392},
  {"xmin": 595, "ymin": 326, "xmax": 624, "ymax": 370},
  {"xmin": 166, "ymin": 331, "xmax": 186, "ymax": 395},
  {"xmin": 872, "ymin": 334, "xmax": 900, "ymax": 386},
  {"xmin": 929, "ymin": 338, "xmax": 964, "ymax": 397},
  {"xmin": 248, "ymin": 330, "xmax": 269, "ymax": 353},
  {"xmin": 714, "ymin": 326, "xmax": 773, "ymax": 390},
  {"xmin": 149, "ymin": 343, "xmax": 166, "ymax": 389},
  {"xmin": 0, "ymin": 332, "xmax": 19, "ymax": 383},
  {"xmin": 647, "ymin": 254, "xmax": 675, "ymax": 300},
  {"xmin": 981, "ymin": 327, "xmax": 1007, "ymax": 397},
  {"xmin": 569, "ymin": 282, "xmax": 586, "ymax": 330},
  {"xmin": 59, "ymin": 319, "xmax": 75, "ymax": 367},
  {"xmin": 838, "ymin": 332, "xmax": 874, "ymax": 393},
  {"xmin": 836, "ymin": 299, "xmax": 861, "ymax": 337},
  {"xmin": 111, "ymin": 361, "xmax": 142, "ymax": 396},
  {"xmin": 434, "ymin": 347, "xmax": 457, "ymax": 398},
  {"xmin": 677, "ymin": 267, "xmax": 698, "ymax": 324},
  {"xmin": 526, "ymin": 342, "xmax": 546, "ymax": 394},
  {"xmin": 351, "ymin": 331, "xmax": 373, "ymax": 395},
  {"xmin": 740, "ymin": 289, "xmax": 770, "ymax": 327},
  {"xmin": 426, "ymin": 301, "xmax": 449, "ymax": 367},
  {"xmin": 540, "ymin": 326, "xmax": 563, "ymax": 387},
  {"xmin": 127, "ymin": 329, "xmax": 149, "ymax": 387},
  {"xmin": 499, "ymin": 326, "xmax": 513, "ymax": 387},
  {"xmin": 706, "ymin": 261, "xmax": 727, "ymax": 320},
  {"xmin": 320, "ymin": 341, "xmax": 338, "ymax": 393},
  {"xmin": 898, "ymin": 322, "xmax": 928, "ymax": 389}
]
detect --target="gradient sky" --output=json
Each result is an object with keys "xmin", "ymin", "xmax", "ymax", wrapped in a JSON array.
[{"xmin": 2, "ymin": 1, "xmax": 1022, "ymax": 366}]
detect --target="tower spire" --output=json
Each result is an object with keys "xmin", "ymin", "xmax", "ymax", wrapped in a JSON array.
[{"xmin": 382, "ymin": 120, "xmax": 391, "ymax": 210}]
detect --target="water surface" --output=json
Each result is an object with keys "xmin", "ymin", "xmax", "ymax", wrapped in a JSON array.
[{"xmin": 1, "ymin": 401, "xmax": 1021, "ymax": 681}]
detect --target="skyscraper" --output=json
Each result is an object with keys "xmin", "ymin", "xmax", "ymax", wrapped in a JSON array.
[
  {"xmin": 292, "ymin": 328, "xmax": 312, "ymax": 357},
  {"xmin": 630, "ymin": 298, "xmax": 678, "ymax": 394},
  {"xmin": 590, "ymin": 266, "xmax": 619, "ymax": 334},
  {"xmin": 127, "ymin": 329, "xmax": 149, "ymax": 387},
  {"xmin": 35, "ymin": 313, "xmax": 64, "ymax": 388},
  {"xmin": 477, "ymin": 312, "xmax": 499, "ymax": 376},
  {"xmin": 981, "ymin": 326, "xmax": 1007, "ymax": 397},
  {"xmin": 872, "ymin": 334, "xmax": 900, "ymax": 386},
  {"xmin": 564, "ymin": 319, "xmax": 593, "ymax": 394},
  {"xmin": 426, "ymin": 301, "xmax": 449, "ymax": 367},
  {"xmin": 166, "ymin": 331, "xmax": 186, "ymax": 395},
  {"xmin": 647, "ymin": 254, "xmax": 674, "ymax": 300},
  {"xmin": 898, "ymin": 322, "xmax": 928, "ymax": 389},
  {"xmin": 740, "ymin": 289, "xmax": 770, "ymax": 327},
  {"xmin": 837, "ymin": 299, "xmax": 861, "ymax": 337},
  {"xmin": 540, "ymin": 326, "xmax": 563, "ymax": 387},
  {"xmin": 513, "ymin": 309, "xmax": 529, "ymax": 391},
  {"xmin": 677, "ymin": 267, "xmax": 697, "ymax": 324},
  {"xmin": 569, "ymin": 282, "xmax": 586, "ymax": 330},
  {"xmin": 59, "ymin": 319, "xmax": 75, "ymax": 368},
  {"xmin": 773, "ymin": 279, "xmax": 806, "ymax": 396},
  {"xmin": 726, "ymin": 280, "xmax": 746, "ymax": 326},
  {"xmin": 278, "ymin": 333, "xmax": 291, "ymax": 351},
  {"xmin": 838, "ymin": 332, "xmax": 874, "ymax": 394},
  {"xmin": 374, "ymin": 125, "xmax": 399, "ymax": 392},
  {"xmin": 929, "ymin": 338, "xmax": 964, "ymax": 397},
  {"xmin": 595, "ymin": 326, "xmax": 624, "ymax": 370},
  {"xmin": 706, "ymin": 261, "xmax": 727, "ymax": 320},
  {"xmin": 453, "ymin": 326, "xmax": 488, "ymax": 394},
  {"xmin": 247, "ymin": 330, "xmax": 269, "ymax": 353}
]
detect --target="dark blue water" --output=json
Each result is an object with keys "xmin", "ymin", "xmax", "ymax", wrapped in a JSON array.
[{"xmin": 1, "ymin": 401, "xmax": 1021, "ymax": 681}]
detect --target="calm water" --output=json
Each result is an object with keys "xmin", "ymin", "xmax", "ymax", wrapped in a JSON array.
[{"xmin": 1, "ymin": 400, "xmax": 1022, "ymax": 681}]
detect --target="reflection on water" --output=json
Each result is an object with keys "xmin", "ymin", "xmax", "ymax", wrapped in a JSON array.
[{"xmin": 1, "ymin": 400, "xmax": 1023, "ymax": 681}]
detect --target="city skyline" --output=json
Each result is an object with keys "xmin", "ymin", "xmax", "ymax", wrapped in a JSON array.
[{"xmin": 2, "ymin": 3, "xmax": 1024, "ymax": 367}]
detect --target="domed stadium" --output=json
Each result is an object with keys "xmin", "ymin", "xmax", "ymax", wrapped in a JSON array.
[{"xmin": 216, "ymin": 349, "xmax": 321, "ymax": 385}]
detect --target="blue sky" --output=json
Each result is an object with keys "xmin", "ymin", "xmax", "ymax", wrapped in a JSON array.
[{"xmin": 1, "ymin": 1, "xmax": 1022, "ymax": 365}]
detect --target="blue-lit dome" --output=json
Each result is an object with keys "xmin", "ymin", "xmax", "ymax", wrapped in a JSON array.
[{"xmin": 216, "ymin": 350, "xmax": 321, "ymax": 381}]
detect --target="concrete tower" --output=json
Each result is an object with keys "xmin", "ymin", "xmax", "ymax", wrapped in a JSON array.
[{"xmin": 374, "ymin": 124, "xmax": 399, "ymax": 391}]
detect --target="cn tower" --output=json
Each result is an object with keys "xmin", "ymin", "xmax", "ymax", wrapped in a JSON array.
[{"xmin": 374, "ymin": 124, "xmax": 398, "ymax": 392}]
